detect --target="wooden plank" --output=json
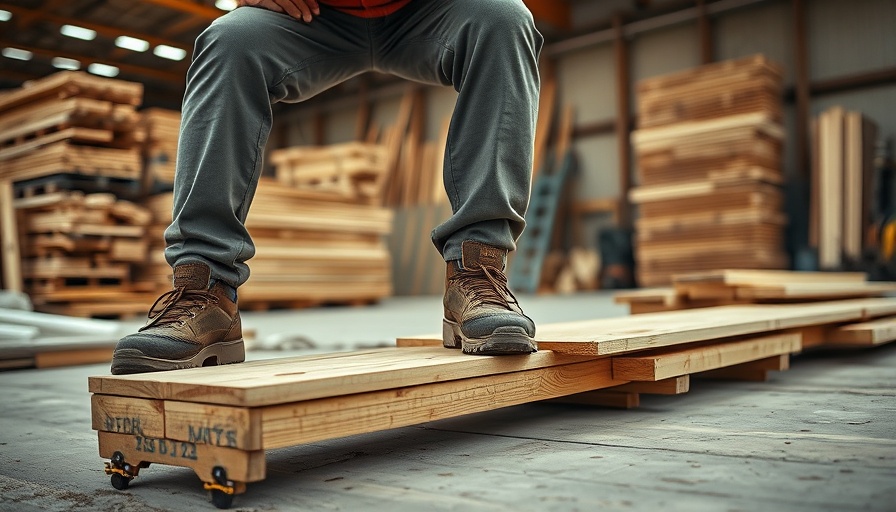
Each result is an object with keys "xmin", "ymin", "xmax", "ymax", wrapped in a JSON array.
[
  {"xmin": 0, "ymin": 179, "xmax": 22, "ymax": 291},
  {"xmin": 550, "ymin": 391, "xmax": 640, "ymax": 409},
  {"xmin": 399, "ymin": 298, "xmax": 896, "ymax": 355},
  {"xmin": 91, "ymin": 395, "xmax": 166, "ymax": 438},
  {"xmin": 672, "ymin": 269, "xmax": 866, "ymax": 286},
  {"xmin": 698, "ymin": 354, "xmax": 789, "ymax": 381},
  {"xmin": 165, "ymin": 401, "xmax": 263, "ymax": 451},
  {"xmin": 612, "ymin": 333, "xmax": 801, "ymax": 381},
  {"xmin": 826, "ymin": 316, "xmax": 896, "ymax": 346},
  {"xmin": 34, "ymin": 347, "xmax": 113, "ymax": 368},
  {"xmin": 88, "ymin": 347, "xmax": 597, "ymax": 407},
  {"xmin": 259, "ymin": 358, "xmax": 619, "ymax": 449},
  {"xmin": 734, "ymin": 281, "xmax": 896, "ymax": 299},
  {"xmin": 97, "ymin": 431, "xmax": 266, "ymax": 484}
]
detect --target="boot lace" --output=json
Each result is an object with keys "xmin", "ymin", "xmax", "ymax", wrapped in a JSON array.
[
  {"xmin": 140, "ymin": 287, "xmax": 219, "ymax": 331},
  {"xmin": 449, "ymin": 264, "xmax": 521, "ymax": 310}
]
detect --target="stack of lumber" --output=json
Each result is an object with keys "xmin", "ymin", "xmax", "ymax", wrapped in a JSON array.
[
  {"xmin": 631, "ymin": 55, "xmax": 788, "ymax": 286},
  {"xmin": 615, "ymin": 269, "xmax": 896, "ymax": 314},
  {"xmin": 139, "ymin": 177, "xmax": 393, "ymax": 308},
  {"xmin": 811, "ymin": 106, "xmax": 879, "ymax": 270},
  {"xmin": 140, "ymin": 108, "xmax": 181, "ymax": 187},
  {"xmin": 13, "ymin": 188, "xmax": 157, "ymax": 318},
  {"xmin": 0, "ymin": 71, "xmax": 144, "ymax": 183},
  {"xmin": 270, "ymin": 142, "xmax": 389, "ymax": 205},
  {"xmin": 87, "ymin": 295, "xmax": 896, "ymax": 505}
]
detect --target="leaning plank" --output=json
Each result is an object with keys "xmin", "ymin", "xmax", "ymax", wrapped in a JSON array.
[
  {"xmin": 88, "ymin": 347, "xmax": 597, "ymax": 407},
  {"xmin": 826, "ymin": 316, "xmax": 896, "ymax": 346},
  {"xmin": 398, "ymin": 298, "xmax": 896, "ymax": 355},
  {"xmin": 612, "ymin": 333, "xmax": 801, "ymax": 381}
]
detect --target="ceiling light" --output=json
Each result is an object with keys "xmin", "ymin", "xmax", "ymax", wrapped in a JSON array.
[
  {"xmin": 215, "ymin": 0, "xmax": 237, "ymax": 11},
  {"xmin": 52, "ymin": 57, "xmax": 80, "ymax": 70},
  {"xmin": 60, "ymin": 24, "xmax": 97, "ymax": 41},
  {"xmin": 0, "ymin": 10, "xmax": 12, "ymax": 22},
  {"xmin": 153, "ymin": 45, "xmax": 187, "ymax": 61},
  {"xmin": 2, "ymin": 47, "xmax": 32, "ymax": 61},
  {"xmin": 87, "ymin": 63, "xmax": 119, "ymax": 77},
  {"xmin": 115, "ymin": 36, "xmax": 150, "ymax": 52}
]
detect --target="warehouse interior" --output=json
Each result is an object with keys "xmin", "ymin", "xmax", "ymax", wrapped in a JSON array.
[{"xmin": 0, "ymin": 0, "xmax": 895, "ymax": 511}]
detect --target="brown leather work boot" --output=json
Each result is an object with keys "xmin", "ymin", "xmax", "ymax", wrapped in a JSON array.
[
  {"xmin": 443, "ymin": 241, "xmax": 536, "ymax": 355},
  {"xmin": 110, "ymin": 263, "xmax": 244, "ymax": 375}
]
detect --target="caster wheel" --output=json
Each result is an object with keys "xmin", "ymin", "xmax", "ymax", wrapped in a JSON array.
[
  {"xmin": 110, "ymin": 473, "xmax": 130, "ymax": 490},
  {"xmin": 209, "ymin": 489, "xmax": 234, "ymax": 509}
]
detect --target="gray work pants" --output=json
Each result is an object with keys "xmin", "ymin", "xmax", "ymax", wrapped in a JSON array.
[{"xmin": 164, "ymin": 0, "xmax": 543, "ymax": 288}]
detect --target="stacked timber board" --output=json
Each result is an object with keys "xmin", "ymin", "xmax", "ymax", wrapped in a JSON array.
[
  {"xmin": 12, "ymin": 187, "xmax": 158, "ymax": 318},
  {"xmin": 615, "ymin": 269, "xmax": 896, "ymax": 314},
  {"xmin": 0, "ymin": 71, "xmax": 144, "ymax": 183},
  {"xmin": 270, "ymin": 142, "xmax": 389, "ymax": 205},
  {"xmin": 140, "ymin": 108, "xmax": 181, "ymax": 187},
  {"xmin": 811, "ymin": 106, "xmax": 879, "ymax": 270},
  {"xmin": 88, "ymin": 296, "xmax": 896, "ymax": 506},
  {"xmin": 139, "ymin": 177, "xmax": 393, "ymax": 308},
  {"xmin": 631, "ymin": 55, "xmax": 788, "ymax": 287}
]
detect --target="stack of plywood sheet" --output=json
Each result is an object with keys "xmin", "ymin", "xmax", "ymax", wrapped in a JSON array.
[
  {"xmin": 87, "ymin": 295, "xmax": 896, "ymax": 505},
  {"xmin": 631, "ymin": 55, "xmax": 788, "ymax": 287},
  {"xmin": 811, "ymin": 106, "xmax": 878, "ymax": 270},
  {"xmin": 270, "ymin": 142, "xmax": 389, "ymax": 205},
  {"xmin": 13, "ymin": 187, "xmax": 158, "ymax": 318},
  {"xmin": 139, "ymin": 177, "xmax": 393, "ymax": 308},
  {"xmin": 140, "ymin": 108, "xmax": 181, "ymax": 187},
  {"xmin": 0, "ymin": 71, "xmax": 144, "ymax": 184},
  {"xmin": 615, "ymin": 269, "xmax": 896, "ymax": 314}
]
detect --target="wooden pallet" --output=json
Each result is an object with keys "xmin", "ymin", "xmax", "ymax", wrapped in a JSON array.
[{"xmin": 88, "ymin": 297, "xmax": 896, "ymax": 507}]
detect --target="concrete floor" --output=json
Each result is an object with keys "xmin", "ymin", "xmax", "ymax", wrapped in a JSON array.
[{"xmin": 1, "ymin": 292, "xmax": 894, "ymax": 512}]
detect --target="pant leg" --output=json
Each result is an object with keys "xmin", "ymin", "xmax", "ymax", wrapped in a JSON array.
[
  {"xmin": 165, "ymin": 6, "xmax": 372, "ymax": 287},
  {"xmin": 373, "ymin": 0, "xmax": 543, "ymax": 262}
]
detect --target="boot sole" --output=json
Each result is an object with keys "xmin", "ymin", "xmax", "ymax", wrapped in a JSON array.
[
  {"xmin": 110, "ymin": 339, "xmax": 245, "ymax": 375},
  {"xmin": 442, "ymin": 319, "xmax": 537, "ymax": 355}
]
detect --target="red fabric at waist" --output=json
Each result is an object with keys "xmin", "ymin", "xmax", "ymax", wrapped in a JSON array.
[{"xmin": 319, "ymin": 0, "xmax": 413, "ymax": 17}]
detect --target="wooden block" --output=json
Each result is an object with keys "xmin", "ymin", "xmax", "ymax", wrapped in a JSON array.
[
  {"xmin": 608, "ymin": 375, "xmax": 690, "ymax": 395},
  {"xmin": 165, "ymin": 401, "xmax": 263, "ymax": 451},
  {"xmin": 826, "ymin": 316, "xmax": 896, "ymax": 346},
  {"xmin": 97, "ymin": 431, "xmax": 266, "ymax": 484},
  {"xmin": 612, "ymin": 333, "xmax": 801, "ymax": 381},
  {"xmin": 551, "ymin": 391, "xmax": 640, "ymax": 409},
  {"xmin": 698, "ymin": 354, "xmax": 789, "ymax": 381},
  {"xmin": 91, "ymin": 395, "xmax": 166, "ymax": 438}
]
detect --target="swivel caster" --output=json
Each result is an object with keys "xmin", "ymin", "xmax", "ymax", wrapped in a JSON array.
[
  {"xmin": 104, "ymin": 451, "xmax": 141, "ymax": 491},
  {"xmin": 204, "ymin": 466, "xmax": 238, "ymax": 509}
]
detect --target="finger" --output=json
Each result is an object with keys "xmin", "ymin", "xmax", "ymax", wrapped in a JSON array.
[
  {"xmin": 305, "ymin": 0, "xmax": 320, "ymax": 15},
  {"xmin": 257, "ymin": 0, "xmax": 286, "ymax": 12},
  {"xmin": 271, "ymin": 0, "xmax": 305, "ymax": 20},
  {"xmin": 287, "ymin": 0, "xmax": 314, "ymax": 22}
]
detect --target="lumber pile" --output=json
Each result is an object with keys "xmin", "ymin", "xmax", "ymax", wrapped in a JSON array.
[
  {"xmin": 615, "ymin": 269, "xmax": 896, "ymax": 314},
  {"xmin": 0, "ymin": 71, "xmax": 144, "ymax": 183},
  {"xmin": 811, "ymin": 106, "xmax": 879, "ymax": 270},
  {"xmin": 270, "ymin": 142, "xmax": 389, "ymax": 204},
  {"xmin": 88, "ymin": 295, "xmax": 896, "ymax": 505},
  {"xmin": 140, "ymin": 177, "xmax": 393, "ymax": 308},
  {"xmin": 140, "ymin": 108, "xmax": 180, "ymax": 187},
  {"xmin": 631, "ymin": 55, "xmax": 788, "ymax": 287},
  {"xmin": 12, "ymin": 188, "xmax": 157, "ymax": 318}
]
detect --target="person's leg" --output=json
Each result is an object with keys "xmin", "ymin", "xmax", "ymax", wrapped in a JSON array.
[
  {"xmin": 375, "ymin": 0, "xmax": 543, "ymax": 354},
  {"xmin": 112, "ymin": 6, "xmax": 373, "ymax": 374}
]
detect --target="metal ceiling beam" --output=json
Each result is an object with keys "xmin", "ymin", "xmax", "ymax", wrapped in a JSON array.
[
  {"xmin": 0, "ymin": 3, "xmax": 192, "ymax": 53},
  {"xmin": 0, "ymin": 39, "xmax": 185, "ymax": 85},
  {"xmin": 139, "ymin": 0, "xmax": 224, "ymax": 20}
]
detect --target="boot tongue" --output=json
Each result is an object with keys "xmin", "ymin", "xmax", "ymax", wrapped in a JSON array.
[
  {"xmin": 460, "ymin": 241, "xmax": 506, "ymax": 270},
  {"xmin": 172, "ymin": 263, "xmax": 211, "ymax": 290}
]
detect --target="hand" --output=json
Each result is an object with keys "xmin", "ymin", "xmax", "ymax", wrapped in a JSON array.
[{"xmin": 237, "ymin": 0, "xmax": 320, "ymax": 22}]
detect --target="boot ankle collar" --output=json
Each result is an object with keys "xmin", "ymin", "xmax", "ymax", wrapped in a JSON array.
[{"xmin": 460, "ymin": 241, "xmax": 506, "ymax": 270}]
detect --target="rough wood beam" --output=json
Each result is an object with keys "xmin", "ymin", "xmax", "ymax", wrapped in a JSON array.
[
  {"xmin": 0, "ymin": 3, "xmax": 192, "ymax": 52},
  {"xmin": 140, "ymin": 0, "xmax": 224, "ymax": 20},
  {"xmin": 0, "ymin": 40, "xmax": 184, "ymax": 85},
  {"xmin": 523, "ymin": 0, "xmax": 571, "ymax": 30}
]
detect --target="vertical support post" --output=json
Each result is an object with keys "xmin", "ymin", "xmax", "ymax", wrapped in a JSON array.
[
  {"xmin": 697, "ymin": 0, "xmax": 713, "ymax": 64},
  {"xmin": 613, "ymin": 14, "xmax": 632, "ymax": 230},
  {"xmin": 0, "ymin": 180, "xmax": 23, "ymax": 292},
  {"xmin": 793, "ymin": 0, "xmax": 811, "ymax": 181}
]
